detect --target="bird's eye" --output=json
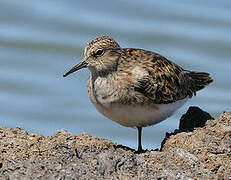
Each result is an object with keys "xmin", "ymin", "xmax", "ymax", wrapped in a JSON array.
[{"xmin": 94, "ymin": 49, "xmax": 104, "ymax": 57}]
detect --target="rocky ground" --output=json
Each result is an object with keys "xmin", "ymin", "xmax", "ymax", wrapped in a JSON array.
[{"xmin": 0, "ymin": 107, "xmax": 230, "ymax": 179}]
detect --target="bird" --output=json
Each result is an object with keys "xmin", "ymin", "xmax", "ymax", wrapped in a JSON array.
[{"xmin": 63, "ymin": 36, "xmax": 213, "ymax": 152}]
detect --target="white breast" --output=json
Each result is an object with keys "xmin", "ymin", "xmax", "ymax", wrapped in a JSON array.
[
  {"xmin": 94, "ymin": 97, "xmax": 188, "ymax": 127},
  {"xmin": 88, "ymin": 75, "xmax": 188, "ymax": 127}
]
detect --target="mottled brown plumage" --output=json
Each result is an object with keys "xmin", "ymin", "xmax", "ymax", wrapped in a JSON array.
[
  {"xmin": 120, "ymin": 48, "xmax": 212, "ymax": 104},
  {"xmin": 63, "ymin": 36, "xmax": 213, "ymax": 152}
]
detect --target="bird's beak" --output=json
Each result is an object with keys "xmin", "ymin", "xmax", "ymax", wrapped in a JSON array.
[{"xmin": 63, "ymin": 60, "xmax": 87, "ymax": 77}]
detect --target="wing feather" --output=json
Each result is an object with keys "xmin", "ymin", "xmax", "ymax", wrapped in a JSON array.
[{"xmin": 134, "ymin": 53, "xmax": 193, "ymax": 104}]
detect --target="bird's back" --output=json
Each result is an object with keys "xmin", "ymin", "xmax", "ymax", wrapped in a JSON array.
[{"xmin": 117, "ymin": 48, "xmax": 213, "ymax": 104}]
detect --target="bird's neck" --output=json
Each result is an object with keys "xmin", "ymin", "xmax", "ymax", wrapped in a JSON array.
[{"xmin": 89, "ymin": 67, "xmax": 117, "ymax": 78}]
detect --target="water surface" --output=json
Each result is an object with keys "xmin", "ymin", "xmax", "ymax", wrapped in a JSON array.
[{"xmin": 0, "ymin": 0, "xmax": 231, "ymax": 149}]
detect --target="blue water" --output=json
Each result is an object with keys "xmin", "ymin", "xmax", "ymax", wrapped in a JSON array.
[{"xmin": 0, "ymin": 0, "xmax": 231, "ymax": 150}]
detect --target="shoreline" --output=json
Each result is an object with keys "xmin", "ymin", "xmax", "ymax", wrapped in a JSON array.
[{"xmin": 0, "ymin": 107, "xmax": 230, "ymax": 179}]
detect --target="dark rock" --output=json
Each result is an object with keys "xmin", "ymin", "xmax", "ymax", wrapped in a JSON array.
[{"xmin": 179, "ymin": 106, "xmax": 214, "ymax": 131}]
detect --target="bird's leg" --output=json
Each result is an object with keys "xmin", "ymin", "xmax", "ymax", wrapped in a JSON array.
[{"xmin": 137, "ymin": 126, "xmax": 143, "ymax": 152}]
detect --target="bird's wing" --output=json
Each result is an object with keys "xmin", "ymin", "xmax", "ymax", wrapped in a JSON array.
[{"xmin": 133, "ymin": 52, "xmax": 195, "ymax": 104}]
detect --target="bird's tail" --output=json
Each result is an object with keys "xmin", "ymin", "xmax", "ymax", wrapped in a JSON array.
[{"xmin": 187, "ymin": 71, "xmax": 213, "ymax": 92}]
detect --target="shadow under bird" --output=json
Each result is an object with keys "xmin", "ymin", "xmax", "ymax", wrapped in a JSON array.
[{"xmin": 63, "ymin": 36, "xmax": 213, "ymax": 152}]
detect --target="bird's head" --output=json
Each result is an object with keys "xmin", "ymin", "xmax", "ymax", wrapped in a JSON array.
[{"xmin": 63, "ymin": 36, "xmax": 122, "ymax": 77}]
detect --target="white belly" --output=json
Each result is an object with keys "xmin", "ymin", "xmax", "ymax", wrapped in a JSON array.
[
  {"xmin": 92, "ymin": 97, "xmax": 188, "ymax": 127},
  {"xmin": 88, "ymin": 75, "xmax": 188, "ymax": 127}
]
